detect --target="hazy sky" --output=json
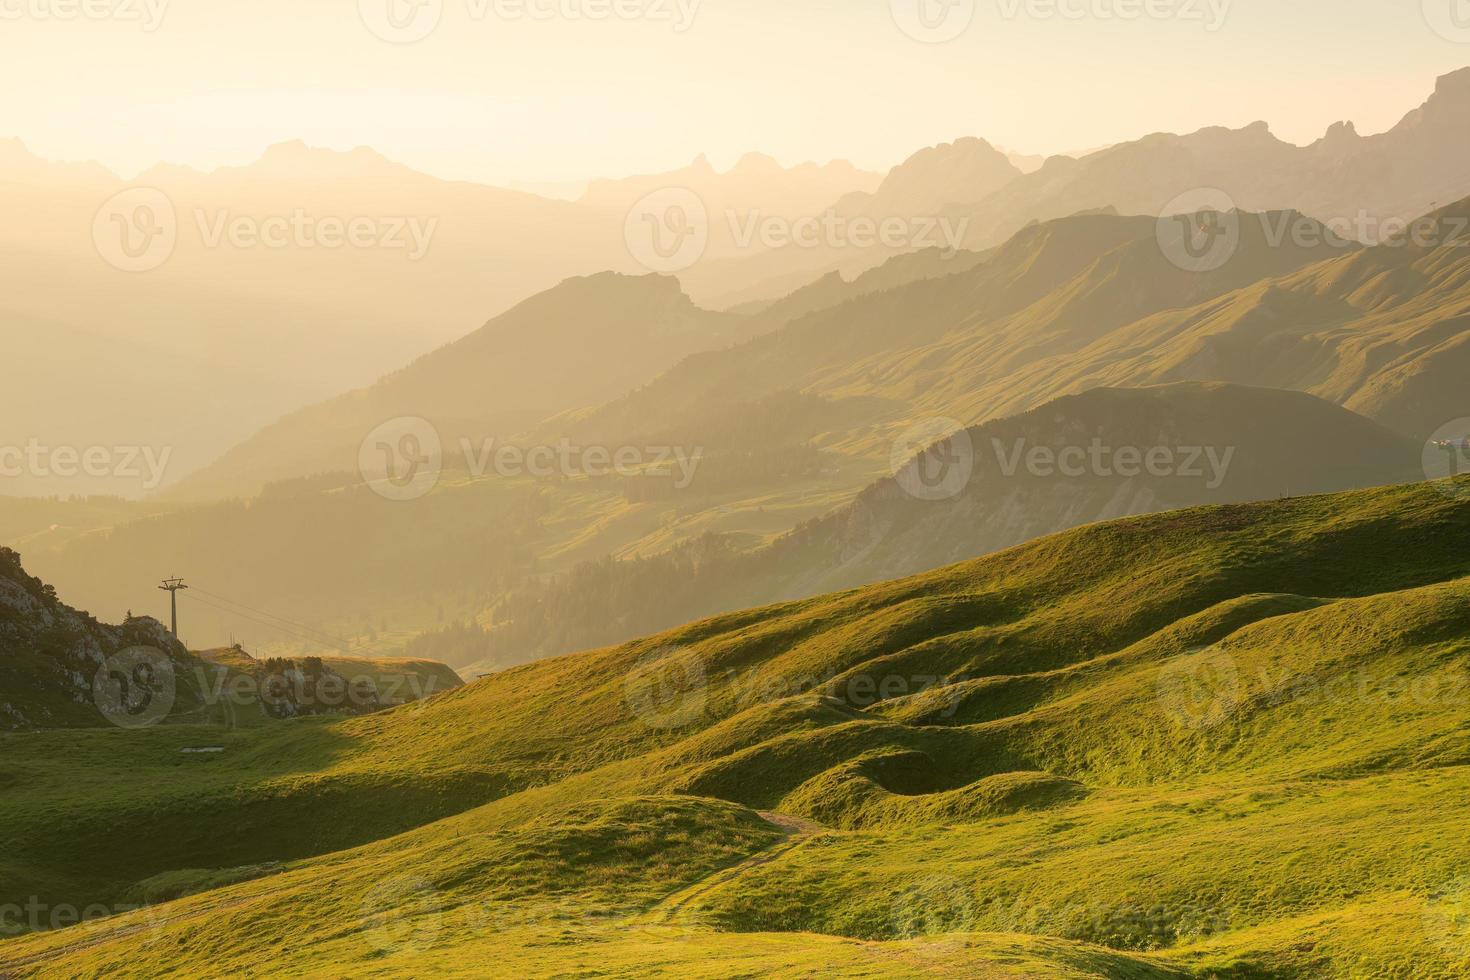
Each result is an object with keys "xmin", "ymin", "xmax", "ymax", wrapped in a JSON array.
[{"xmin": 3, "ymin": 0, "xmax": 1468, "ymax": 183}]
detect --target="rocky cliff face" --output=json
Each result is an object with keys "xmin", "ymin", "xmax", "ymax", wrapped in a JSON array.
[
  {"xmin": 0, "ymin": 548, "xmax": 191, "ymax": 730},
  {"xmin": 859, "ymin": 137, "xmax": 1023, "ymax": 214}
]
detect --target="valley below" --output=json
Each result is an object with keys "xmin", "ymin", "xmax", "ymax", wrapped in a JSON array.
[{"xmin": 7, "ymin": 47, "xmax": 1470, "ymax": 978}]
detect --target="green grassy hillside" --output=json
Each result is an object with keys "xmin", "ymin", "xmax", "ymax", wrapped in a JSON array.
[
  {"xmin": 943, "ymin": 198, "xmax": 1470, "ymax": 445},
  {"xmin": 3, "ymin": 478, "xmax": 1469, "ymax": 976},
  {"xmin": 558, "ymin": 208, "xmax": 1347, "ymax": 453},
  {"xmin": 454, "ymin": 382, "xmax": 1425, "ymax": 668},
  {"xmin": 8, "ymin": 205, "xmax": 1364, "ymax": 658}
]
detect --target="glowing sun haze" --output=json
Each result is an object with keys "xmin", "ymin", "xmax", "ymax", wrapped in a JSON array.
[{"xmin": 1, "ymin": 0, "xmax": 1465, "ymax": 183}]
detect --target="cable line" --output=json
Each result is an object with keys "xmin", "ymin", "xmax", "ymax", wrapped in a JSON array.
[
  {"xmin": 188, "ymin": 585, "xmax": 354, "ymax": 647},
  {"xmin": 181, "ymin": 591, "xmax": 353, "ymax": 651}
]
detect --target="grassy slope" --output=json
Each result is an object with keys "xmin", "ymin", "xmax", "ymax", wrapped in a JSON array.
[
  {"xmin": 922, "ymin": 202, "xmax": 1470, "ymax": 447},
  {"xmin": 3, "ymin": 207, "xmax": 1397, "ymax": 660},
  {"xmin": 3, "ymin": 478, "xmax": 1470, "ymax": 976},
  {"xmin": 560, "ymin": 210, "xmax": 1346, "ymax": 452},
  {"xmin": 0, "ymin": 796, "xmax": 1178, "ymax": 978},
  {"xmin": 461, "ymin": 381, "xmax": 1427, "ymax": 669}
]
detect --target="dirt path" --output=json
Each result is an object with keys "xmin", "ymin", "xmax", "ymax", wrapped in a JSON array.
[
  {"xmin": 755, "ymin": 811, "xmax": 824, "ymax": 835},
  {"xmin": 640, "ymin": 811, "xmax": 825, "ymax": 929},
  {"xmin": 2, "ymin": 813, "xmax": 829, "ymax": 975},
  {"xmin": 0, "ymin": 877, "xmax": 297, "ymax": 976}
]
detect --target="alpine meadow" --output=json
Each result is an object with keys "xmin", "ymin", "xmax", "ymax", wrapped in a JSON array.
[{"xmin": 5, "ymin": 3, "xmax": 1470, "ymax": 978}]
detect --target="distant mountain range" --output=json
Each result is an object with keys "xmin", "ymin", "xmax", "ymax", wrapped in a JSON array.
[
  {"xmin": 13, "ymin": 193, "xmax": 1468, "ymax": 660},
  {"xmin": 167, "ymin": 201, "xmax": 1355, "ymax": 501},
  {"xmin": 0, "ymin": 141, "xmax": 875, "ymax": 494},
  {"xmin": 702, "ymin": 68, "xmax": 1470, "ymax": 308},
  {"xmin": 8, "ymin": 73, "xmax": 1470, "ymax": 662},
  {"xmin": 561, "ymin": 197, "xmax": 1470, "ymax": 469},
  {"xmin": 8, "ymin": 70, "xmax": 1470, "ymax": 494},
  {"xmin": 964, "ymin": 67, "xmax": 1470, "ymax": 250}
]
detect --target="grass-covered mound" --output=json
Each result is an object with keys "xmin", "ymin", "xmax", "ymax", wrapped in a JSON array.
[{"xmin": 3, "ymin": 477, "xmax": 1470, "ymax": 976}]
